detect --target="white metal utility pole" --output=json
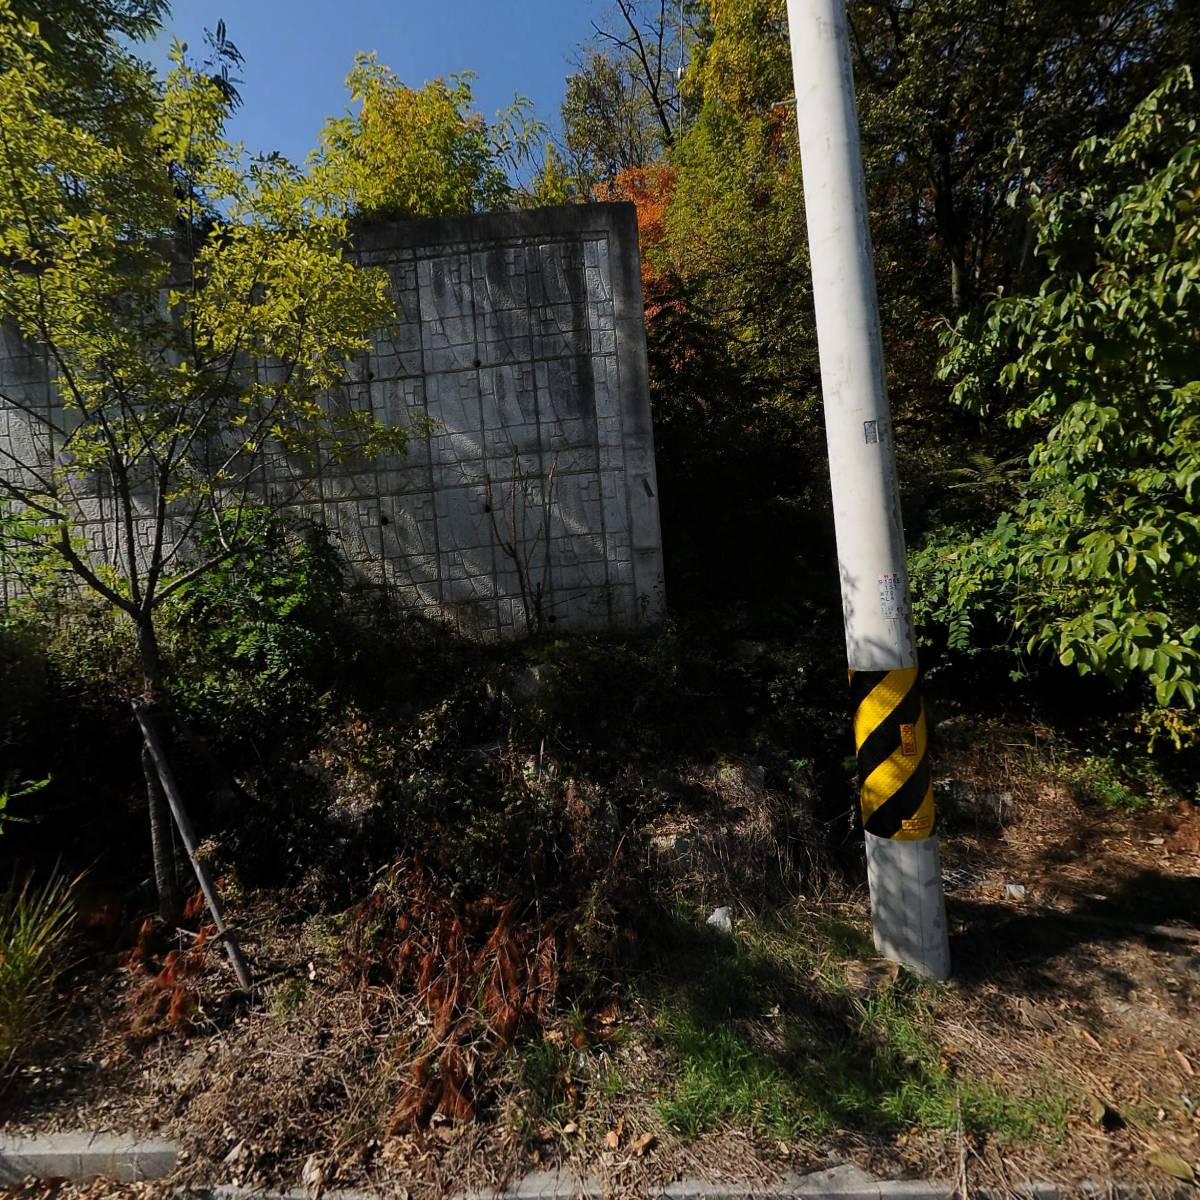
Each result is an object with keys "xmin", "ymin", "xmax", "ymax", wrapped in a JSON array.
[{"xmin": 785, "ymin": 0, "xmax": 951, "ymax": 979}]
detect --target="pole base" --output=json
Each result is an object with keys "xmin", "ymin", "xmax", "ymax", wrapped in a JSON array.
[{"xmin": 864, "ymin": 832, "xmax": 951, "ymax": 980}]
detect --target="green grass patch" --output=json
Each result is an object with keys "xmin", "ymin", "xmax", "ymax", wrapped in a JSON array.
[
  {"xmin": 268, "ymin": 975, "xmax": 312, "ymax": 1018},
  {"xmin": 1060, "ymin": 755, "xmax": 1157, "ymax": 814},
  {"xmin": 637, "ymin": 907, "xmax": 1067, "ymax": 1144},
  {"xmin": 517, "ymin": 1036, "xmax": 576, "ymax": 1125}
]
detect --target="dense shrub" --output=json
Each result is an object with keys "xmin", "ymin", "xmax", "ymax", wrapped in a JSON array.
[
  {"xmin": 926, "ymin": 69, "xmax": 1200, "ymax": 728},
  {"xmin": 162, "ymin": 508, "xmax": 348, "ymax": 752}
]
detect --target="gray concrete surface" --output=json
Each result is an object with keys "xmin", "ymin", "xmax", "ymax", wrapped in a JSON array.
[
  {"xmin": 182, "ymin": 1164, "xmax": 1067, "ymax": 1200},
  {"xmin": 0, "ymin": 1131, "xmax": 178, "ymax": 1183},
  {"xmin": 0, "ymin": 202, "xmax": 665, "ymax": 640}
]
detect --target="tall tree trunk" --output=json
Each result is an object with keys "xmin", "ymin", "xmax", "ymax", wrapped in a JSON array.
[
  {"xmin": 932, "ymin": 147, "xmax": 970, "ymax": 313},
  {"xmin": 136, "ymin": 614, "xmax": 167, "ymax": 700},
  {"xmin": 135, "ymin": 701, "xmax": 253, "ymax": 989}
]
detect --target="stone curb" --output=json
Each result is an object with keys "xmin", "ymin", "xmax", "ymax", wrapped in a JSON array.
[
  {"xmin": 188, "ymin": 1185, "xmax": 1173, "ymax": 1200},
  {"xmin": 187, "ymin": 1166, "xmax": 1065, "ymax": 1200},
  {"xmin": 0, "ymin": 1140, "xmax": 1161, "ymax": 1199},
  {"xmin": 0, "ymin": 1132, "xmax": 178, "ymax": 1183}
]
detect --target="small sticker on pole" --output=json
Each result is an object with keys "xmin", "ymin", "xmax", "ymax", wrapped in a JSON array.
[{"xmin": 878, "ymin": 572, "xmax": 902, "ymax": 619}]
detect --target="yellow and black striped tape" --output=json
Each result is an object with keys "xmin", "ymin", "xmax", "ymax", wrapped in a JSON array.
[{"xmin": 848, "ymin": 666, "xmax": 935, "ymax": 840}]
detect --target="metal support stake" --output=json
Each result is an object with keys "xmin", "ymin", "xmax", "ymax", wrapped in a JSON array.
[{"xmin": 785, "ymin": 0, "xmax": 950, "ymax": 979}]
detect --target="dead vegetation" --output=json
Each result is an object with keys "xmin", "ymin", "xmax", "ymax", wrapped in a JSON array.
[
  {"xmin": 3, "ymin": 700, "xmax": 1199, "ymax": 1199},
  {"xmin": 344, "ymin": 862, "xmax": 574, "ymax": 1130}
]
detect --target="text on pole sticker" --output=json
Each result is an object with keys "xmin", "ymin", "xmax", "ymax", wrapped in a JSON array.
[
  {"xmin": 878, "ymin": 572, "xmax": 902, "ymax": 619},
  {"xmin": 863, "ymin": 420, "xmax": 879, "ymax": 444}
]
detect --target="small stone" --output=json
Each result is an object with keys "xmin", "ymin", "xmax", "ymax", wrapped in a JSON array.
[
  {"xmin": 717, "ymin": 760, "xmax": 766, "ymax": 796},
  {"xmin": 651, "ymin": 833, "xmax": 690, "ymax": 857},
  {"xmin": 706, "ymin": 906, "xmax": 733, "ymax": 933}
]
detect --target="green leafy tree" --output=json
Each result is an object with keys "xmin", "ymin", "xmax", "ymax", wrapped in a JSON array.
[
  {"xmin": 164, "ymin": 505, "xmax": 346, "ymax": 747},
  {"xmin": 567, "ymin": 0, "xmax": 1200, "ymax": 619},
  {"xmin": 1, "ymin": 0, "xmax": 165, "ymax": 130},
  {"xmin": 931, "ymin": 68, "xmax": 1200, "ymax": 713},
  {"xmin": 0, "ymin": 7, "xmax": 405, "ymax": 914},
  {"xmin": 664, "ymin": 0, "xmax": 815, "ymax": 404},
  {"xmin": 522, "ymin": 143, "xmax": 579, "ymax": 208},
  {"xmin": 316, "ymin": 54, "xmax": 545, "ymax": 219},
  {"xmin": 562, "ymin": 48, "xmax": 663, "ymax": 191},
  {"xmin": 849, "ymin": 0, "xmax": 1200, "ymax": 314}
]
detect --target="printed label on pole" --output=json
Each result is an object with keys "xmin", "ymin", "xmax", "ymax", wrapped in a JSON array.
[
  {"xmin": 878, "ymin": 572, "xmax": 902, "ymax": 619},
  {"xmin": 863, "ymin": 420, "xmax": 879, "ymax": 444},
  {"xmin": 900, "ymin": 723, "xmax": 917, "ymax": 756}
]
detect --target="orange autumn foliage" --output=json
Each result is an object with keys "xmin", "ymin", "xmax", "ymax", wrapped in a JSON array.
[
  {"xmin": 120, "ymin": 894, "xmax": 218, "ymax": 1043},
  {"xmin": 596, "ymin": 164, "xmax": 678, "ymax": 303}
]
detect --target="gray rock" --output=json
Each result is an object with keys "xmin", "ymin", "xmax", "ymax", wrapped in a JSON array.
[
  {"xmin": 706, "ymin": 905, "xmax": 733, "ymax": 933},
  {"xmin": 933, "ymin": 778, "xmax": 1010, "ymax": 830},
  {"xmin": 717, "ymin": 760, "xmax": 766, "ymax": 797}
]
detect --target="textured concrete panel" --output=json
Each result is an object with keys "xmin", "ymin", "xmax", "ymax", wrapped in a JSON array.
[{"xmin": 0, "ymin": 203, "xmax": 665, "ymax": 638}]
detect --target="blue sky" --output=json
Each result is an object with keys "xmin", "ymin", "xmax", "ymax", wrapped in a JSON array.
[{"xmin": 148, "ymin": 1, "xmax": 602, "ymax": 164}]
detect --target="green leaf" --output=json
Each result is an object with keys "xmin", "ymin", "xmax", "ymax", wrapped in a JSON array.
[{"xmin": 1147, "ymin": 1152, "xmax": 1195, "ymax": 1184}]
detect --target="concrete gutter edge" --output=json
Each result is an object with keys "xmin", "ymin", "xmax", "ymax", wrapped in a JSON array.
[
  {"xmin": 185, "ymin": 1185, "xmax": 1181, "ymax": 1200},
  {"xmin": 0, "ymin": 1145, "xmax": 1152, "ymax": 1200},
  {"xmin": 0, "ymin": 1131, "xmax": 178, "ymax": 1184},
  {"xmin": 185, "ymin": 1174, "xmax": 1065, "ymax": 1200}
]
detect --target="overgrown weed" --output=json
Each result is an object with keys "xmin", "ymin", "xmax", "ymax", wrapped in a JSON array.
[{"xmin": 0, "ymin": 869, "xmax": 79, "ymax": 1065}]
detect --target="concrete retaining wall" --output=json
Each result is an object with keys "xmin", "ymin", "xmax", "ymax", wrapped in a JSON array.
[{"xmin": 0, "ymin": 202, "xmax": 665, "ymax": 638}]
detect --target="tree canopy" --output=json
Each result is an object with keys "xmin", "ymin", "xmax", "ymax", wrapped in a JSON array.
[
  {"xmin": 0, "ymin": 6, "xmax": 405, "ymax": 688},
  {"xmin": 315, "ymin": 54, "xmax": 546, "ymax": 220},
  {"xmin": 560, "ymin": 0, "xmax": 1200, "ymax": 725},
  {"xmin": 926, "ymin": 68, "xmax": 1200, "ymax": 716}
]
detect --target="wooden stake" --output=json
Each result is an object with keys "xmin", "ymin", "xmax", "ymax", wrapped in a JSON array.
[{"xmin": 133, "ymin": 700, "xmax": 253, "ymax": 990}]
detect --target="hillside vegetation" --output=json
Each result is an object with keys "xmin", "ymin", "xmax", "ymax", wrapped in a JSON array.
[{"xmin": 1, "ymin": 2, "xmax": 1198, "ymax": 1194}]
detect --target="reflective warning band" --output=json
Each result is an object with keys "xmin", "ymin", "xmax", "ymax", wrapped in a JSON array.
[{"xmin": 848, "ymin": 667, "xmax": 935, "ymax": 840}]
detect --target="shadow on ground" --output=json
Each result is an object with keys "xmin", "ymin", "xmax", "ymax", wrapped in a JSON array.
[{"xmin": 630, "ymin": 906, "xmax": 1063, "ymax": 1145}]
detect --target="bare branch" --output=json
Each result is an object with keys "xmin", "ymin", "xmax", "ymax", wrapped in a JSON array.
[
  {"xmin": 595, "ymin": 0, "xmax": 678, "ymax": 144},
  {"xmin": 0, "ymin": 472, "xmax": 65, "ymax": 522},
  {"xmin": 53, "ymin": 524, "xmax": 138, "ymax": 615}
]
